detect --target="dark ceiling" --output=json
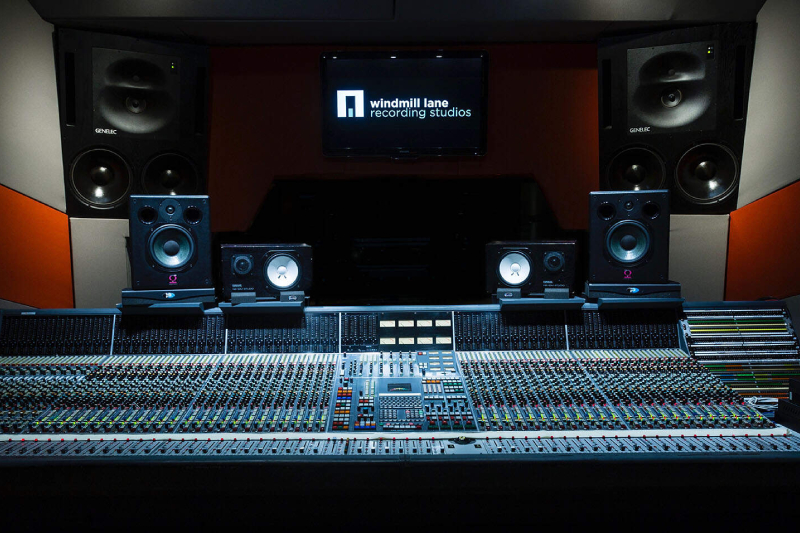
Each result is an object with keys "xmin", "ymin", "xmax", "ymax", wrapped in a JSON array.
[{"xmin": 29, "ymin": 0, "xmax": 766, "ymax": 44}]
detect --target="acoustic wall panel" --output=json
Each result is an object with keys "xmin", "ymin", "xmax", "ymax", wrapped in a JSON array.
[
  {"xmin": 727, "ymin": 180, "xmax": 800, "ymax": 300},
  {"xmin": 0, "ymin": 184, "xmax": 73, "ymax": 308},
  {"xmin": 0, "ymin": 0, "xmax": 65, "ymax": 212},
  {"xmin": 739, "ymin": 0, "xmax": 800, "ymax": 207},
  {"xmin": 70, "ymin": 218, "xmax": 130, "ymax": 309},
  {"xmin": 669, "ymin": 215, "xmax": 729, "ymax": 302}
]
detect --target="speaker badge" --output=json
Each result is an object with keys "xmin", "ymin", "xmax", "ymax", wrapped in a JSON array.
[
  {"xmin": 623, "ymin": 270, "xmax": 633, "ymax": 279},
  {"xmin": 168, "ymin": 274, "xmax": 178, "ymax": 285},
  {"xmin": 627, "ymin": 287, "xmax": 640, "ymax": 294}
]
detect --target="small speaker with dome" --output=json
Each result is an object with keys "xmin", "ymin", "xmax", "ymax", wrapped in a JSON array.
[
  {"xmin": 486, "ymin": 241, "xmax": 576, "ymax": 298},
  {"xmin": 220, "ymin": 244, "xmax": 313, "ymax": 303}
]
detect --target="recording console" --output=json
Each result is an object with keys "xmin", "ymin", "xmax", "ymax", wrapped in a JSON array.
[{"xmin": 1, "ymin": 302, "xmax": 798, "ymax": 461}]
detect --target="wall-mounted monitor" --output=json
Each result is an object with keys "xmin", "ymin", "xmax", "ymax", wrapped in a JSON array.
[{"xmin": 321, "ymin": 51, "xmax": 488, "ymax": 157}]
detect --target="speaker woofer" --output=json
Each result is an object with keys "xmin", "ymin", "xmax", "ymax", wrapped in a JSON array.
[
  {"xmin": 606, "ymin": 147, "xmax": 666, "ymax": 191},
  {"xmin": 265, "ymin": 254, "xmax": 301, "ymax": 289},
  {"xmin": 142, "ymin": 153, "xmax": 199, "ymax": 195},
  {"xmin": 497, "ymin": 252, "xmax": 531, "ymax": 286},
  {"xmin": 148, "ymin": 224, "xmax": 195, "ymax": 271},
  {"xmin": 606, "ymin": 220, "xmax": 651, "ymax": 264},
  {"xmin": 675, "ymin": 143, "xmax": 739, "ymax": 204},
  {"xmin": 68, "ymin": 148, "xmax": 132, "ymax": 209}
]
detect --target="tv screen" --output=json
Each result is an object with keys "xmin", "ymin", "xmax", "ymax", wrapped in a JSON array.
[{"xmin": 321, "ymin": 51, "xmax": 488, "ymax": 157}]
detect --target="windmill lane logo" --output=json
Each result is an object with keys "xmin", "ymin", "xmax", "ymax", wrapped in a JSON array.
[{"xmin": 337, "ymin": 90, "xmax": 365, "ymax": 118}]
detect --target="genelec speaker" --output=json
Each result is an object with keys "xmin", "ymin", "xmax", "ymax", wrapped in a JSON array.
[
  {"xmin": 128, "ymin": 195, "xmax": 212, "ymax": 291},
  {"xmin": 598, "ymin": 23, "xmax": 755, "ymax": 214},
  {"xmin": 220, "ymin": 244, "xmax": 313, "ymax": 301},
  {"xmin": 589, "ymin": 190, "xmax": 670, "ymax": 284},
  {"xmin": 486, "ymin": 241, "xmax": 577, "ymax": 296},
  {"xmin": 56, "ymin": 28, "xmax": 208, "ymax": 218}
]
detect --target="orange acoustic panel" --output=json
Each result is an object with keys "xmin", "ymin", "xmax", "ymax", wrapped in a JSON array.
[
  {"xmin": 726, "ymin": 180, "xmax": 800, "ymax": 300},
  {"xmin": 0, "ymin": 184, "xmax": 73, "ymax": 308},
  {"xmin": 208, "ymin": 44, "xmax": 599, "ymax": 233}
]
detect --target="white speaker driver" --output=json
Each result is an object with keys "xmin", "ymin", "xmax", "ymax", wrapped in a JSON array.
[
  {"xmin": 265, "ymin": 254, "xmax": 300, "ymax": 289},
  {"xmin": 498, "ymin": 252, "xmax": 531, "ymax": 286}
]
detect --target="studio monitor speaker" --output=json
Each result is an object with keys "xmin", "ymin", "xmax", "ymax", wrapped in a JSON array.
[
  {"xmin": 485, "ymin": 241, "xmax": 577, "ymax": 296},
  {"xmin": 220, "ymin": 244, "xmax": 313, "ymax": 301},
  {"xmin": 56, "ymin": 29, "xmax": 208, "ymax": 218},
  {"xmin": 589, "ymin": 190, "xmax": 670, "ymax": 284},
  {"xmin": 598, "ymin": 23, "xmax": 755, "ymax": 213},
  {"xmin": 128, "ymin": 195, "xmax": 212, "ymax": 291}
]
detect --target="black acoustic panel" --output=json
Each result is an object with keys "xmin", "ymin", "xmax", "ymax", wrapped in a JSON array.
[
  {"xmin": 588, "ymin": 190, "xmax": 670, "ymax": 284},
  {"xmin": 248, "ymin": 177, "xmax": 558, "ymax": 305},
  {"xmin": 128, "ymin": 195, "xmax": 213, "ymax": 291},
  {"xmin": 598, "ymin": 23, "xmax": 756, "ymax": 214},
  {"xmin": 56, "ymin": 28, "xmax": 209, "ymax": 218}
]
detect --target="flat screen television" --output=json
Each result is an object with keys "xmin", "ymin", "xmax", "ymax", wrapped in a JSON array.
[{"xmin": 320, "ymin": 51, "xmax": 488, "ymax": 157}]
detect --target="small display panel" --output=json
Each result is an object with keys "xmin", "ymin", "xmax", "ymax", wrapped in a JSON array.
[{"xmin": 321, "ymin": 51, "xmax": 488, "ymax": 157}]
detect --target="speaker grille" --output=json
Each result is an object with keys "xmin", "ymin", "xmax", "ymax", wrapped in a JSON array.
[
  {"xmin": 68, "ymin": 148, "xmax": 131, "ymax": 209},
  {"xmin": 675, "ymin": 143, "xmax": 739, "ymax": 204},
  {"xmin": 148, "ymin": 224, "xmax": 195, "ymax": 271},
  {"xmin": 606, "ymin": 220, "xmax": 651, "ymax": 265}
]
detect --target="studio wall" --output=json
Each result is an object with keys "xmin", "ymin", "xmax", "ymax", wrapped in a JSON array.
[{"xmin": 207, "ymin": 44, "xmax": 600, "ymax": 233}]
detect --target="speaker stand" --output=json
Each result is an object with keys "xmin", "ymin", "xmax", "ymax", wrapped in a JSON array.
[
  {"xmin": 584, "ymin": 281, "xmax": 684, "ymax": 309},
  {"xmin": 494, "ymin": 288, "xmax": 585, "ymax": 311},
  {"xmin": 219, "ymin": 291, "xmax": 307, "ymax": 314},
  {"xmin": 118, "ymin": 288, "xmax": 216, "ymax": 315}
]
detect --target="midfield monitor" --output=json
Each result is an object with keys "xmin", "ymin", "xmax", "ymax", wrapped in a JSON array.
[{"xmin": 321, "ymin": 51, "xmax": 488, "ymax": 157}]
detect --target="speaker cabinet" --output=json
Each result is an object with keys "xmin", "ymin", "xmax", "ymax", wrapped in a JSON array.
[
  {"xmin": 128, "ymin": 195, "xmax": 212, "ymax": 290},
  {"xmin": 598, "ymin": 23, "xmax": 755, "ymax": 213},
  {"xmin": 589, "ymin": 190, "xmax": 670, "ymax": 284},
  {"xmin": 485, "ymin": 241, "xmax": 577, "ymax": 296},
  {"xmin": 56, "ymin": 29, "xmax": 208, "ymax": 218},
  {"xmin": 220, "ymin": 244, "xmax": 313, "ymax": 301}
]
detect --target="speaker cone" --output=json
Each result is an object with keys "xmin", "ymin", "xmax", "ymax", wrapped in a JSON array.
[
  {"xmin": 675, "ymin": 143, "xmax": 739, "ymax": 204},
  {"xmin": 631, "ymin": 49, "xmax": 713, "ymax": 129},
  {"xmin": 265, "ymin": 254, "xmax": 300, "ymax": 289},
  {"xmin": 142, "ymin": 153, "xmax": 199, "ymax": 195},
  {"xmin": 148, "ymin": 224, "xmax": 195, "ymax": 271},
  {"xmin": 606, "ymin": 220, "xmax": 651, "ymax": 264},
  {"xmin": 607, "ymin": 147, "xmax": 666, "ymax": 191},
  {"xmin": 497, "ymin": 252, "xmax": 531, "ymax": 286},
  {"xmin": 68, "ymin": 148, "xmax": 132, "ymax": 209}
]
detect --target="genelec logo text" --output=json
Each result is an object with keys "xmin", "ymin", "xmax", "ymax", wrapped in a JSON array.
[
  {"xmin": 337, "ymin": 89, "xmax": 472, "ymax": 120},
  {"xmin": 95, "ymin": 128, "xmax": 118, "ymax": 135},
  {"xmin": 629, "ymin": 126, "xmax": 651, "ymax": 133}
]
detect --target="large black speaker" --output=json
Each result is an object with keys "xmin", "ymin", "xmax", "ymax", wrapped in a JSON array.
[
  {"xmin": 598, "ymin": 23, "xmax": 755, "ymax": 214},
  {"xmin": 589, "ymin": 190, "xmax": 670, "ymax": 284},
  {"xmin": 55, "ymin": 29, "xmax": 209, "ymax": 218},
  {"xmin": 128, "ymin": 195, "xmax": 212, "ymax": 291}
]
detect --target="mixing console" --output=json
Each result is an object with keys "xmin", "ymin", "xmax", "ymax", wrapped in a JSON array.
[
  {"xmin": 682, "ymin": 306, "xmax": 800, "ymax": 401},
  {"xmin": 1, "ymin": 304, "xmax": 799, "ymax": 463}
]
